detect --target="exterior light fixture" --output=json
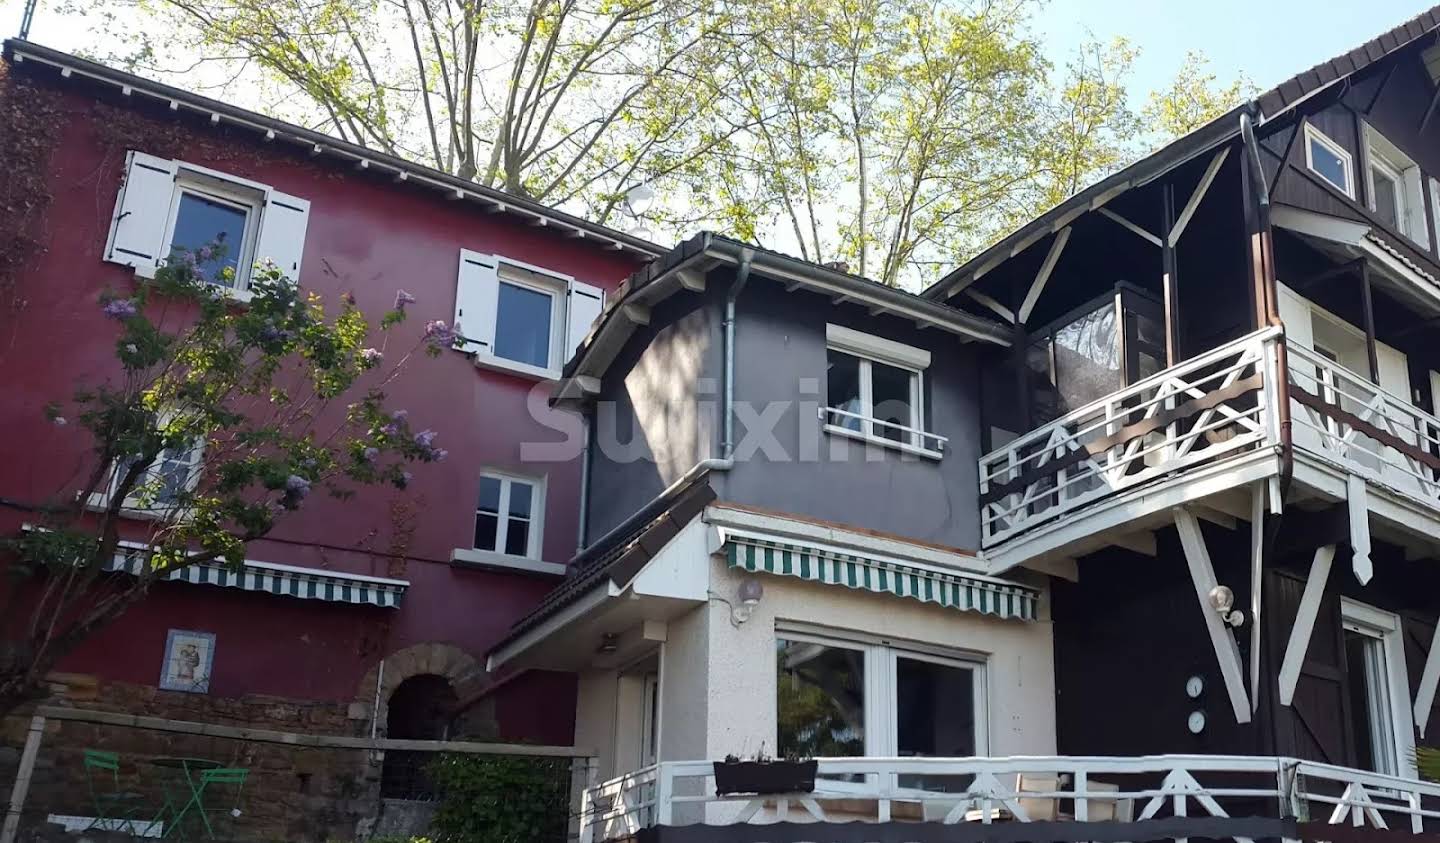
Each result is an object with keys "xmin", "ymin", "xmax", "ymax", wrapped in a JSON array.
[
  {"xmin": 731, "ymin": 578, "xmax": 765, "ymax": 625},
  {"xmin": 597, "ymin": 633, "xmax": 619, "ymax": 654},
  {"xmin": 1207, "ymin": 585, "xmax": 1244, "ymax": 628}
]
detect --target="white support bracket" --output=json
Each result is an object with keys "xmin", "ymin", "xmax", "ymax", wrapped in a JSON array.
[
  {"xmin": 1277, "ymin": 544, "xmax": 1337, "ymax": 707},
  {"xmin": 1098, "ymin": 208, "xmax": 1163, "ymax": 248},
  {"xmin": 1017, "ymin": 227, "xmax": 1072, "ymax": 324},
  {"xmin": 1347, "ymin": 474, "xmax": 1372, "ymax": 585},
  {"xmin": 1174, "ymin": 507, "xmax": 1252, "ymax": 724},
  {"xmin": 1168, "ymin": 148, "xmax": 1231, "ymax": 246},
  {"xmin": 1414, "ymin": 620, "xmax": 1440, "ymax": 737}
]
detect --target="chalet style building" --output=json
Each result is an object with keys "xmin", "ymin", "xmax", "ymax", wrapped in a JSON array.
[{"xmin": 10, "ymin": 7, "xmax": 1440, "ymax": 843}]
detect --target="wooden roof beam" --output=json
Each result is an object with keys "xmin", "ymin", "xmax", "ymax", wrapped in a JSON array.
[
  {"xmin": 1168, "ymin": 148, "xmax": 1230, "ymax": 246},
  {"xmin": 1099, "ymin": 208, "xmax": 1163, "ymax": 248},
  {"xmin": 966, "ymin": 289, "xmax": 1015, "ymax": 324},
  {"xmin": 1017, "ymin": 227, "xmax": 1072, "ymax": 324}
]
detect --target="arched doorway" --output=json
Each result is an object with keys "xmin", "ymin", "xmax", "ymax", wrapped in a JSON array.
[{"xmin": 380, "ymin": 674, "xmax": 457, "ymax": 799}]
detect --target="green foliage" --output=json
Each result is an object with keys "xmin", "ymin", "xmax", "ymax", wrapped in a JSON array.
[
  {"xmin": 0, "ymin": 244, "xmax": 450, "ymax": 712},
  {"xmin": 1143, "ymin": 51, "xmax": 1258, "ymax": 141},
  {"xmin": 1418, "ymin": 746, "xmax": 1440, "ymax": 783},
  {"xmin": 59, "ymin": 1, "xmax": 1254, "ymax": 288},
  {"xmin": 427, "ymin": 753, "xmax": 572, "ymax": 843}
]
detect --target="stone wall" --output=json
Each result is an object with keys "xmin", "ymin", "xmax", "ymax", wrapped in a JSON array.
[{"xmin": 2, "ymin": 675, "xmax": 379, "ymax": 843}]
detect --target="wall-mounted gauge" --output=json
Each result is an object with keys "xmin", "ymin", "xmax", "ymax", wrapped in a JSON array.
[
  {"xmin": 1186, "ymin": 675, "xmax": 1204, "ymax": 699},
  {"xmin": 1187, "ymin": 710, "xmax": 1207, "ymax": 735}
]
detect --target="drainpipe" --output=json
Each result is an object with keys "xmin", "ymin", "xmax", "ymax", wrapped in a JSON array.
[
  {"xmin": 576, "ymin": 414, "xmax": 591, "ymax": 553},
  {"xmin": 721, "ymin": 248, "xmax": 756, "ymax": 462},
  {"xmin": 1241, "ymin": 111, "xmax": 1293, "ymax": 500}
]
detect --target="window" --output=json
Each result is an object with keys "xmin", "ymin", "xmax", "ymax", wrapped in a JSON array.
[
  {"xmin": 823, "ymin": 324, "xmax": 940, "ymax": 456},
  {"xmin": 495, "ymin": 268, "xmax": 561, "ymax": 369},
  {"xmin": 1365, "ymin": 125, "xmax": 1428, "ymax": 248},
  {"xmin": 89, "ymin": 438, "xmax": 204, "ymax": 514},
  {"xmin": 1304, "ymin": 123, "xmax": 1354, "ymax": 198},
  {"xmin": 1340, "ymin": 599, "xmax": 1416, "ymax": 778},
  {"xmin": 105, "ymin": 151, "xmax": 311, "ymax": 293},
  {"xmin": 473, "ymin": 472, "xmax": 544, "ymax": 559},
  {"xmin": 452, "ymin": 250, "xmax": 606, "ymax": 379},
  {"xmin": 165, "ymin": 184, "xmax": 260, "ymax": 289},
  {"xmin": 776, "ymin": 631, "xmax": 985, "ymax": 788}
]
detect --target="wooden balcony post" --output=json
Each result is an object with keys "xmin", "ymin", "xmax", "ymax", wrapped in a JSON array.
[
  {"xmin": 1361, "ymin": 262, "xmax": 1380, "ymax": 385},
  {"xmin": 1162, "ymin": 181, "xmax": 1180, "ymax": 366}
]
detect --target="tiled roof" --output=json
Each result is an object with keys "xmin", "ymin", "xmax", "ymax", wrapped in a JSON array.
[
  {"xmin": 1257, "ymin": 6, "xmax": 1440, "ymax": 118},
  {"xmin": 489, "ymin": 473, "xmax": 717, "ymax": 655}
]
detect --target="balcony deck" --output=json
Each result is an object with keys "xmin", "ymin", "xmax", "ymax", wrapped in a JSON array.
[
  {"xmin": 580, "ymin": 754, "xmax": 1440, "ymax": 842},
  {"xmin": 978, "ymin": 326, "xmax": 1440, "ymax": 573}
]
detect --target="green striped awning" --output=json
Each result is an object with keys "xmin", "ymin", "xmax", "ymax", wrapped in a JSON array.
[
  {"xmin": 725, "ymin": 536, "xmax": 1038, "ymax": 621},
  {"xmin": 105, "ymin": 547, "xmax": 409, "ymax": 608}
]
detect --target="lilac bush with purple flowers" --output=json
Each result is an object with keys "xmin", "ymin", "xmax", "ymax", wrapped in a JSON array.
[{"xmin": 1, "ymin": 240, "xmax": 447, "ymax": 715}]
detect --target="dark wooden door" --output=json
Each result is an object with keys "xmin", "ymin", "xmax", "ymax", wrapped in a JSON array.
[{"xmin": 1266, "ymin": 568, "xmax": 1356, "ymax": 766}]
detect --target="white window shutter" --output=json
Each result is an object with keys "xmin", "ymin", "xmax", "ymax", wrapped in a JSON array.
[
  {"xmin": 1376, "ymin": 340, "xmax": 1412, "ymax": 405},
  {"xmin": 566, "ymin": 279, "xmax": 606, "ymax": 360},
  {"xmin": 455, "ymin": 250, "xmax": 500, "ymax": 354},
  {"xmin": 104, "ymin": 151, "xmax": 178, "ymax": 279},
  {"xmin": 255, "ymin": 190, "xmax": 311, "ymax": 280}
]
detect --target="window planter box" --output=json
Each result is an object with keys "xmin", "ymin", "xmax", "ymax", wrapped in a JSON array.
[{"xmin": 712, "ymin": 759, "xmax": 817, "ymax": 796}]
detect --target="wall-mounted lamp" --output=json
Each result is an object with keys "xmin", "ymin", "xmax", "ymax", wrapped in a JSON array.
[
  {"xmin": 732, "ymin": 578, "xmax": 765, "ymax": 625},
  {"xmin": 1208, "ymin": 585, "xmax": 1244, "ymax": 628},
  {"xmin": 596, "ymin": 633, "xmax": 619, "ymax": 654}
]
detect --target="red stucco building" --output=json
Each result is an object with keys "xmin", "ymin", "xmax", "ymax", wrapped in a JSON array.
[{"xmin": 0, "ymin": 39, "xmax": 656, "ymax": 839}]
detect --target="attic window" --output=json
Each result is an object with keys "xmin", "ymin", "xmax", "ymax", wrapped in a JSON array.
[
  {"xmin": 1364, "ymin": 124, "xmax": 1428, "ymax": 249},
  {"xmin": 1304, "ymin": 123, "xmax": 1354, "ymax": 199}
]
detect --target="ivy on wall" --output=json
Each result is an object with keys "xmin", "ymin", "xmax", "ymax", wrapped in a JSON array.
[{"xmin": 0, "ymin": 62, "xmax": 62, "ymax": 310}]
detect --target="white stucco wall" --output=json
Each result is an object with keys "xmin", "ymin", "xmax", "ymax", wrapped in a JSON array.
[
  {"xmin": 661, "ymin": 553, "xmax": 1056, "ymax": 763},
  {"xmin": 574, "ymin": 670, "xmax": 621, "ymax": 779}
]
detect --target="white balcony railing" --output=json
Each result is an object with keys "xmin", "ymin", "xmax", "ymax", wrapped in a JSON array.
[
  {"xmin": 1289, "ymin": 343, "xmax": 1440, "ymax": 503},
  {"xmin": 979, "ymin": 328, "xmax": 1283, "ymax": 547},
  {"xmin": 579, "ymin": 754, "xmax": 1440, "ymax": 841},
  {"xmin": 819, "ymin": 406, "xmax": 948, "ymax": 457}
]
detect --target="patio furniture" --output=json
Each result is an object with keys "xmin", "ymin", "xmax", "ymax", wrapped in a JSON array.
[
  {"xmin": 82, "ymin": 749, "xmax": 147, "ymax": 833},
  {"xmin": 150, "ymin": 757, "xmax": 237, "ymax": 840}
]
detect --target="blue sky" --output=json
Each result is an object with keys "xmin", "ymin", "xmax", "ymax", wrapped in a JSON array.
[
  {"xmin": 6, "ymin": 0, "xmax": 1438, "ymax": 101},
  {"xmin": 1037, "ymin": 0, "xmax": 1437, "ymax": 99}
]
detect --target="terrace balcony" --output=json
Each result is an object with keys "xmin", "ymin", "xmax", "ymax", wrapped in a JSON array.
[
  {"xmin": 579, "ymin": 753, "xmax": 1440, "ymax": 841},
  {"xmin": 976, "ymin": 325, "xmax": 1440, "ymax": 574}
]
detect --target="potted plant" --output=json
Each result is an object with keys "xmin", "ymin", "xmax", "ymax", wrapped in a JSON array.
[{"xmin": 713, "ymin": 752, "xmax": 818, "ymax": 796}]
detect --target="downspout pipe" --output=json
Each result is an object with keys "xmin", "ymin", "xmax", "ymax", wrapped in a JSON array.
[
  {"xmin": 721, "ymin": 248, "xmax": 756, "ymax": 461},
  {"xmin": 576, "ymin": 414, "xmax": 591, "ymax": 553},
  {"xmin": 1240, "ymin": 110, "xmax": 1293, "ymax": 500}
]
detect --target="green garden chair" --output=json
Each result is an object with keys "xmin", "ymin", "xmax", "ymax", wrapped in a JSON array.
[
  {"xmin": 82, "ymin": 749, "xmax": 146, "ymax": 833},
  {"xmin": 190, "ymin": 767, "xmax": 248, "ymax": 839}
]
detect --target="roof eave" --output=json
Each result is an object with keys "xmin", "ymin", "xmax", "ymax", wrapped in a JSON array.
[
  {"xmin": 3, "ymin": 40, "xmax": 663, "ymax": 258},
  {"xmin": 922, "ymin": 104, "xmax": 1254, "ymax": 303}
]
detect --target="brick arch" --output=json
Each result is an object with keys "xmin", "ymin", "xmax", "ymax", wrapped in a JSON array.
[{"xmin": 354, "ymin": 642, "xmax": 486, "ymax": 733}]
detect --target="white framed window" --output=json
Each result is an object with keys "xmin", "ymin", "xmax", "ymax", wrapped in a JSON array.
[
  {"xmin": 472, "ymin": 471, "xmax": 545, "ymax": 560},
  {"xmin": 1304, "ymin": 123, "xmax": 1355, "ymax": 199},
  {"xmin": 775, "ymin": 629, "xmax": 986, "ymax": 777},
  {"xmin": 104, "ymin": 151, "xmax": 311, "ymax": 293},
  {"xmin": 1341, "ymin": 599, "xmax": 1417, "ymax": 779},
  {"xmin": 87, "ymin": 438, "xmax": 204, "ymax": 516},
  {"xmin": 1365, "ymin": 125, "xmax": 1429, "ymax": 248},
  {"xmin": 823, "ymin": 324, "xmax": 943, "ymax": 458},
  {"xmin": 452, "ymin": 250, "xmax": 605, "ymax": 380}
]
